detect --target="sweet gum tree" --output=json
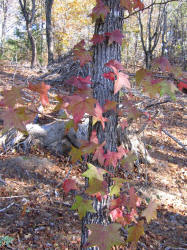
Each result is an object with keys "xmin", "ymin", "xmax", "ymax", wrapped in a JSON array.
[{"xmin": 0, "ymin": 0, "xmax": 184, "ymax": 249}]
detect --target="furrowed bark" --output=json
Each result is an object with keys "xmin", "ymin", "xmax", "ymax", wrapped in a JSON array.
[{"xmin": 81, "ymin": 1, "xmax": 124, "ymax": 249}]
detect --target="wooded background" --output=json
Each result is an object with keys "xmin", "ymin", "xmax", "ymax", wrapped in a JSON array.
[{"xmin": 0, "ymin": 0, "xmax": 186, "ymax": 70}]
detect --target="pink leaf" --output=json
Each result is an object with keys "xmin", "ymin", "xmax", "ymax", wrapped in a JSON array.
[
  {"xmin": 90, "ymin": 0, "xmax": 110, "ymax": 22},
  {"xmin": 63, "ymin": 179, "xmax": 79, "ymax": 194},
  {"xmin": 91, "ymin": 34, "xmax": 106, "ymax": 45},
  {"xmin": 28, "ymin": 82, "xmax": 51, "ymax": 106},
  {"xmin": 103, "ymin": 72, "xmax": 115, "ymax": 81},
  {"xmin": 105, "ymin": 29, "xmax": 124, "ymax": 45}
]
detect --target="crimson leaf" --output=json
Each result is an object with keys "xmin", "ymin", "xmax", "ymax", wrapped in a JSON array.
[{"xmin": 105, "ymin": 29, "xmax": 124, "ymax": 45}]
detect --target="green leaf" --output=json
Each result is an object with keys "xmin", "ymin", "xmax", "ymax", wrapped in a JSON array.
[
  {"xmin": 71, "ymin": 195, "xmax": 96, "ymax": 219},
  {"xmin": 85, "ymin": 178, "xmax": 108, "ymax": 196},
  {"xmin": 110, "ymin": 178, "xmax": 126, "ymax": 196},
  {"xmin": 82, "ymin": 163, "xmax": 107, "ymax": 181},
  {"xmin": 0, "ymin": 236, "xmax": 14, "ymax": 246},
  {"xmin": 127, "ymin": 220, "xmax": 144, "ymax": 244},
  {"xmin": 69, "ymin": 146, "xmax": 83, "ymax": 163},
  {"xmin": 159, "ymin": 80, "xmax": 177, "ymax": 100}
]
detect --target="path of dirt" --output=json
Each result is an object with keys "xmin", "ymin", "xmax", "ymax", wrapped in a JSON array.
[{"xmin": 0, "ymin": 64, "xmax": 186, "ymax": 249}]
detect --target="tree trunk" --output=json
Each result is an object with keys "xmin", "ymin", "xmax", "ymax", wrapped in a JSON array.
[
  {"xmin": 161, "ymin": 7, "xmax": 167, "ymax": 56},
  {"xmin": 145, "ymin": 51, "xmax": 152, "ymax": 69},
  {"xmin": 26, "ymin": 22, "xmax": 37, "ymax": 68},
  {"xmin": 81, "ymin": 0, "xmax": 124, "ymax": 249},
  {"xmin": 0, "ymin": 0, "xmax": 8, "ymax": 56},
  {"xmin": 18, "ymin": 0, "xmax": 37, "ymax": 68},
  {"xmin": 45, "ymin": 0, "xmax": 54, "ymax": 65}
]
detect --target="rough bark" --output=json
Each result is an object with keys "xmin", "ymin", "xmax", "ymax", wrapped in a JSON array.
[
  {"xmin": 81, "ymin": 0, "xmax": 124, "ymax": 249},
  {"xmin": 18, "ymin": 0, "xmax": 37, "ymax": 68},
  {"xmin": 45, "ymin": 0, "xmax": 54, "ymax": 65}
]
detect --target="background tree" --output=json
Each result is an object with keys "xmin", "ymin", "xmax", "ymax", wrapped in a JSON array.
[
  {"xmin": 138, "ymin": 0, "xmax": 167, "ymax": 69},
  {"xmin": 45, "ymin": 0, "xmax": 54, "ymax": 64},
  {"xmin": 0, "ymin": 0, "xmax": 8, "ymax": 57},
  {"xmin": 18, "ymin": 0, "xmax": 37, "ymax": 68},
  {"xmin": 163, "ymin": 1, "xmax": 187, "ymax": 70}
]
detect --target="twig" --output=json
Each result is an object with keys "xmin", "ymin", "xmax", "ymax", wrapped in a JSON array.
[
  {"xmin": 123, "ymin": 0, "xmax": 182, "ymax": 20},
  {"xmin": 0, "ymin": 195, "xmax": 28, "ymax": 199},
  {"xmin": 162, "ymin": 128, "xmax": 187, "ymax": 151},
  {"xmin": 144, "ymin": 99, "xmax": 171, "ymax": 109},
  {"xmin": 143, "ymin": 130, "xmax": 148, "ymax": 185},
  {"xmin": 0, "ymin": 202, "xmax": 15, "ymax": 212}
]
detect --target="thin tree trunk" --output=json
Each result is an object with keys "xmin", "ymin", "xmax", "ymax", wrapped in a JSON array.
[
  {"xmin": 18, "ymin": 0, "xmax": 37, "ymax": 68},
  {"xmin": 161, "ymin": 7, "xmax": 167, "ymax": 56},
  {"xmin": 0, "ymin": 0, "xmax": 8, "ymax": 56},
  {"xmin": 45, "ymin": 0, "xmax": 54, "ymax": 64},
  {"xmin": 81, "ymin": 0, "xmax": 124, "ymax": 249},
  {"xmin": 26, "ymin": 23, "xmax": 37, "ymax": 68}
]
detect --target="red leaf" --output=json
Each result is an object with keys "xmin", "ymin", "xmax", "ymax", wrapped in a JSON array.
[
  {"xmin": 178, "ymin": 79, "xmax": 187, "ymax": 92},
  {"xmin": 120, "ymin": 0, "xmax": 133, "ymax": 12},
  {"xmin": 110, "ymin": 197, "xmax": 123, "ymax": 210},
  {"xmin": 133, "ymin": 0, "xmax": 144, "ymax": 10},
  {"xmin": 114, "ymin": 71, "xmax": 131, "ymax": 94},
  {"xmin": 90, "ymin": 0, "xmax": 110, "ymax": 22},
  {"xmin": 86, "ymin": 224, "xmax": 123, "ymax": 249},
  {"xmin": 119, "ymin": 118, "xmax": 128, "ymax": 129},
  {"xmin": 2, "ymin": 86, "xmax": 23, "ymax": 108},
  {"xmin": 105, "ymin": 29, "xmax": 124, "ymax": 45},
  {"xmin": 120, "ymin": 0, "xmax": 144, "ymax": 12},
  {"xmin": 105, "ymin": 59, "xmax": 125, "ymax": 71},
  {"xmin": 122, "ymin": 95, "xmax": 141, "ymax": 120},
  {"xmin": 104, "ymin": 145, "xmax": 127, "ymax": 168},
  {"xmin": 73, "ymin": 40, "xmax": 92, "ymax": 67},
  {"xmin": 103, "ymin": 72, "xmax": 115, "ymax": 81},
  {"xmin": 91, "ymin": 34, "xmax": 106, "ymax": 45},
  {"xmin": 105, "ymin": 60, "xmax": 131, "ymax": 93},
  {"xmin": 110, "ymin": 208, "xmax": 123, "ymax": 221},
  {"xmin": 93, "ymin": 102, "xmax": 108, "ymax": 129},
  {"xmin": 67, "ymin": 96, "xmax": 96, "ymax": 124},
  {"xmin": 103, "ymin": 100, "xmax": 117, "ymax": 112},
  {"xmin": 66, "ymin": 76, "xmax": 92, "ymax": 90},
  {"xmin": 63, "ymin": 179, "xmax": 79, "ymax": 194},
  {"xmin": 0, "ymin": 107, "xmax": 35, "ymax": 131},
  {"xmin": 90, "ymin": 130, "xmax": 99, "ymax": 144},
  {"xmin": 93, "ymin": 142, "xmax": 106, "ymax": 166},
  {"xmin": 129, "ymin": 187, "xmax": 141, "ymax": 210},
  {"xmin": 116, "ymin": 209, "xmax": 137, "ymax": 226},
  {"xmin": 153, "ymin": 56, "xmax": 172, "ymax": 73},
  {"xmin": 28, "ymin": 82, "xmax": 50, "ymax": 106}
]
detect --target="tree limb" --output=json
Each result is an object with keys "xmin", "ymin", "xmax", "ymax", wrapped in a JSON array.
[{"xmin": 123, "ymin": 0, "xmax": 183, "ymax": 20}]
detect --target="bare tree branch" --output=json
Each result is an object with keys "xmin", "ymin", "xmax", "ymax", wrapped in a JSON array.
[{"xmin": 123, "ymin": 0, "xmax": 183, "ymax": 20}]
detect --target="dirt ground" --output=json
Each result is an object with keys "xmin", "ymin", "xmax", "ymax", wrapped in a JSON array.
[{"xmin": 0, "ymin": 63, "xmax": 186, "ymax": 249}]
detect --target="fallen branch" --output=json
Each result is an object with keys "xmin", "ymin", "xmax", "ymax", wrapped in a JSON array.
[
  {"xmin": 0, "ymin": 202, "xmax": 15, "ymax": 212},
  {"xmin": 162, "ymin": 128, "xmax": 187, "ymax": 151}
]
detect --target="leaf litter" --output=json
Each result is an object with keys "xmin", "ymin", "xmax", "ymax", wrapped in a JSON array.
[{"xmin": 0, "ymin": 63, "xmax": 186, "ymax": 249}]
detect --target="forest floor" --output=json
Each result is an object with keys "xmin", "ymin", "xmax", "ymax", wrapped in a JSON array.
[{"xmin": 0, "ymin": 63, "xmax": 186, "ymax": 249}]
